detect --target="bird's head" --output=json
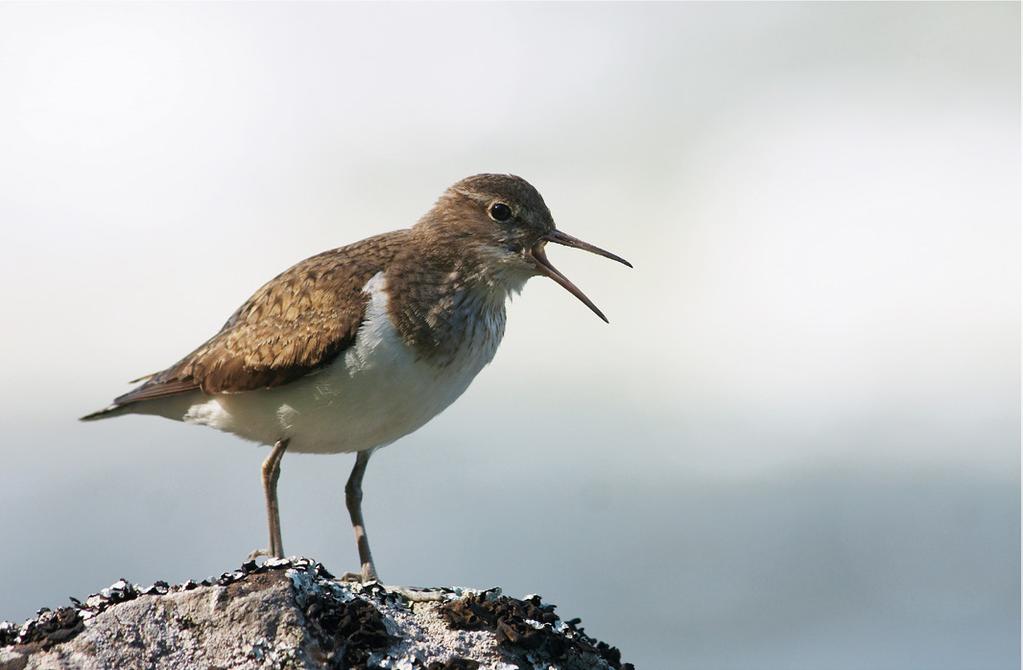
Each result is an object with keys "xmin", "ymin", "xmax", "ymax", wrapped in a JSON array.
[{"xmin": 417, "ymin": 173, "xmax": 632, "ymax": 322}]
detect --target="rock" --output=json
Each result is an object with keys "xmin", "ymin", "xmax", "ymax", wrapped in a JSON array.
[{"xmin": 0, "ymin": 558, "xmax": 632, "ymax": 670}]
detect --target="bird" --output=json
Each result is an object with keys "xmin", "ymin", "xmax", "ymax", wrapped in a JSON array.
[{"xmin": 81, "ymin": 174, "xmax": 631, "ymax": 582}]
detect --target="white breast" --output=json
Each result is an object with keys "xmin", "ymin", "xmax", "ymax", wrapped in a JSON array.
[{"xmin": 167, "ymin": 272, "xmax": 505, "ymax": 454}]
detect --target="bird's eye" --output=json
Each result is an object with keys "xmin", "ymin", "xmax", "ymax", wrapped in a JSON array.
[{"xmin": 488, "ymin": 202, "xmax": 513, "ymax": 223}]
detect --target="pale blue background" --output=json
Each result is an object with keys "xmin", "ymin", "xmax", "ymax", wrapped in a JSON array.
[{"xmin": 0, "ymin": 3, "xmax": 1019, "ymax": 669}]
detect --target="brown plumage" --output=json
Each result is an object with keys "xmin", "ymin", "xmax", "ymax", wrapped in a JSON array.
[{"xmin": 111, "ymin": 231, "xmax": 409, "ymax": 406}]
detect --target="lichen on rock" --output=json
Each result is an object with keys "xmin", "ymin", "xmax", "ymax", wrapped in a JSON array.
[{"xmin": 0, "ymin": 558, "xmax": 632, "ymax": 670}]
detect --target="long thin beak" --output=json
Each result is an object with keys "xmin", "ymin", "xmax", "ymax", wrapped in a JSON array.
[{"xmin": 529, "ymin": 229, "xmax": 632, "ymax": 323}]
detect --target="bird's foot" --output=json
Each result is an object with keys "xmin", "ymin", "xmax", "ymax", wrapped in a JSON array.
[
  {"xmin": 336, "ymin": 574, "xmax": 449, "ymax": 602},
  {"xmin": 247, "ymin": 548, "xmax": 279, "ymax": 561},
  {"xmin": 339, "ymin": 563, "xmax": 379, "ymax": 584}
]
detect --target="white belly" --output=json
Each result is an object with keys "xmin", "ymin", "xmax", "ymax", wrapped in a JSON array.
[{"xmin": 148, "ymin": 272, "xmax": 505, "ymax": 454}]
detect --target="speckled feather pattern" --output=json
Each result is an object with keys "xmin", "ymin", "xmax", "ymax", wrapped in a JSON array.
[
  {"xmin": 115, "ymin": 232, "xmax": 411, "ymax": 403},
  {"xmin": 386, "ymin": 229, "xmax": 524, "ymax": 367}
]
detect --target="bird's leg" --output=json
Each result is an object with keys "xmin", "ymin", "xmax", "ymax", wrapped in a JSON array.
[
  {"xmin": 341, "ymin": 450, "xmax": 379, "ymax": 582},
  {"xmin": 248, "ymin": 439, "xmax": 289, "ymax": 560}
]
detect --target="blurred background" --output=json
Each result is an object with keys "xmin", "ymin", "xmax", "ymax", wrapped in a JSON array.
[{"xmin": 0, "ymin": 3, "xmax": 1018, "ymax": 669}]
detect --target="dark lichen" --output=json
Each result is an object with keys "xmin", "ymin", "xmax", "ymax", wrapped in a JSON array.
[
  {"xmin": 300, "ymin": 585, "xmax": 394, "ymax": 669},
  {"xmin": 440, "ymin": 592, "xmax": 632, "ymax": 670},
  {"xmin": 2, "ymin": 606, "xmax": 84, "ymax": 652}
]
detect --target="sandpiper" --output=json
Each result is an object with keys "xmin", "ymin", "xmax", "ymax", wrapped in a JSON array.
[{"xmin": 82, "ymin": 174, "xmax": 631, "ymax": 581}]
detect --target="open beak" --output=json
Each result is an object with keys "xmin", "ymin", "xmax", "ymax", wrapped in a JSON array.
[{"xmin": 528, "ymin": 229, "xmax": 632, "ymax": 323}]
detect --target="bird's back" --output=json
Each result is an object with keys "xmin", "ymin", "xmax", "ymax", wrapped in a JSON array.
[{"xmin": 82, "ymin": 230, "xmax": 412, "ymax": 421}]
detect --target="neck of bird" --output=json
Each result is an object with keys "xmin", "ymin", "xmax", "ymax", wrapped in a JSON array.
[{"xmin": 385, "ymin": 242, "xmax": 518, "ymax": 366}]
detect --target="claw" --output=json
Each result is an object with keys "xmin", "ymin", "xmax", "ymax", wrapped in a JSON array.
[{"xmin": 248, "ymin": 548, "xmax": 273, "ymax": 561}]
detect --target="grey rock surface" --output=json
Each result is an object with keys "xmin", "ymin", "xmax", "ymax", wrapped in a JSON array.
[{"xmin": 0, "ymin": 558, "xmax": 632, "ymax": 670}]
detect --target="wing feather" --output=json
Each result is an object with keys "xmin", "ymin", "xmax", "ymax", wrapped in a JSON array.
[{"xmin": 109, "ymin": 231, "xmax": 408, "ymax": 409}]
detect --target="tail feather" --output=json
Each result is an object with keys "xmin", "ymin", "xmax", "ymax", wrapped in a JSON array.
[
  {"xmin": 79, "ymin": 404, "xmax": 130, "ymax": 422},
  {"xmin": 81, "ymin": 370, "xmax": 197, "ymax": 422}
]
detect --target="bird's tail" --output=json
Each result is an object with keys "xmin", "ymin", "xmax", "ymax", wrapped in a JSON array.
[
  {"xmin": 79, "ymin": 403, "xmax": 131, "ymax": 422},
  {"xmin": 79, "ymin": 371, "xmax": 165, "ymax": 421}
]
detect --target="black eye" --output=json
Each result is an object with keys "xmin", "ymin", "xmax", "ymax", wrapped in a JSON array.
[{"xmin": 489, "ymin": 202, "xmax": 512, "ymax": 222}]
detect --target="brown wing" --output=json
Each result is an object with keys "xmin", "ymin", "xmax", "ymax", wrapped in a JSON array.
[{"xmin": 113, "ymin": 231, "xmax": 409, "ymax": 407}]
